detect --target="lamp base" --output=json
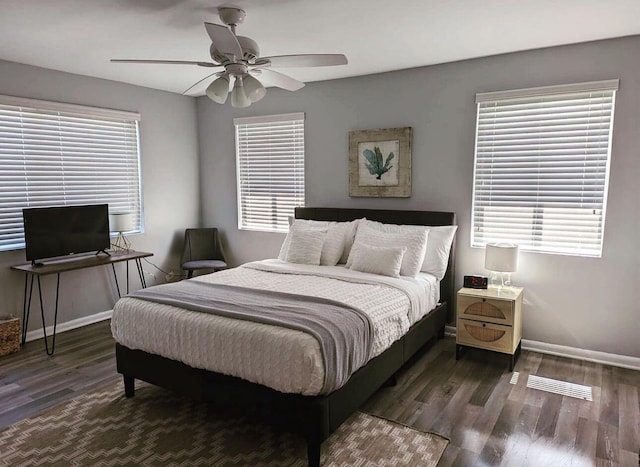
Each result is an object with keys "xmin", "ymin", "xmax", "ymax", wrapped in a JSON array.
[
  {"xmin": 112, "ymin": 232, "xmax": 131, "ymax": 252},
  {"xmin": 489, "ymin": 271, "xmax": 513, "ymax": 291}
]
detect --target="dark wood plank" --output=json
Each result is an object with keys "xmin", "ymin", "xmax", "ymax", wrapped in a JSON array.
[
  {"xmin": 599, "ymin": 365, "xmax": 620, "ymax": 427},
  {"xmin": 618, "ymin": 449, "xmax": 639, "ymax": 466},
  {"xmin": 500, "ymin": 403, "xmax": 541, "ymax": 463},
  {"xmin": 618, "ymin": 382, "xmax": 639, "ymax": 453},
  {"xmin": 478, "ymin": 399, "xmax": 522, "ymax": 465},
  {"xmin": 429, "ymin": 359, "xmax": 481, "ymax": 436},
  {"xmin": 574, "ymin": 416, "xmax": 599, "ymax": 459},
  {"xmin": 449, "ymin": 447, "xmax": 478, "ymax": 467},
  {"xmin": 554, "ymin": 392, "xmax": 581, "ymax": 446},
  {"xmin": 463, "ymin": 371, "xmax": 514, "ymax": 454},
  {"xmin": 447, "ymin": 402, "xmax": 482, "ymax": 449},
  {"xmin": 596, "ymin": 422, "xmax": 620, "ymax": 464},
  {"xmin": 533, "ymin": 392, "xmax": 563, "ymax": 438},
  {"xmin": 411, "ymin": 354, "xmax": 476, "ymax": 430},
  {"xmin": 468, "ymin": 361, "xmax": 503, "ymax": 406}
]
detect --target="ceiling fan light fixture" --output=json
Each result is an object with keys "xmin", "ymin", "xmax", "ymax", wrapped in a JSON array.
[
  {"xmin": 206, "ymin": 75, "xmax": 230, "ymax": 104},
  {"xmin": 231, "ymin": 76, "xmax": 251, "ymax": 108},
  {"xmin": 243, "ymin": 74, "xmax": 266, "ymax": 103},
  {"xmin": 111, "ymin": 8, "xmax": 347, "ymax": 103}
]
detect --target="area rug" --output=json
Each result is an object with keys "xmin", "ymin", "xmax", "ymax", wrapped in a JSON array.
[{"xmin": 0, "ymin": 383, "xmax": 448, "ymax": 466}]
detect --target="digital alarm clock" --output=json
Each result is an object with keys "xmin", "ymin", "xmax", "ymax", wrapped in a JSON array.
[{"xmin": 463, "ymin": 275, "xmax": 488, "ymax": 289}]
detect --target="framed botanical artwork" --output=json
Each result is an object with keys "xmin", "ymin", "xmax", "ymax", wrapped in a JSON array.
[{"xmin": 349, "ymin": 127, "xmax": 412, "ymax": 197}]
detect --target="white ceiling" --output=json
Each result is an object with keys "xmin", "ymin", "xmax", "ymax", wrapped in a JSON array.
[{"xmin": 1, "ymin": 0, "xmax": 639, "ymax": 97}]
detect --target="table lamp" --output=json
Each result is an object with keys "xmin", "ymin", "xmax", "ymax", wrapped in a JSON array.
[
  {"xmin": 110, "ymin": 212, "xmax": 134, "ymax": 252},
  {"xmin": 485, "ymin": 243, "xmax": 518, "ymax": 289}
]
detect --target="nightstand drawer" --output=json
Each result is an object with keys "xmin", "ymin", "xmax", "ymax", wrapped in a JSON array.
[
  {"xmin": 457, "ymin": 295, "xmax": 513, "ymax": 326},
  {"xmin": 457, "ymin": 319, "xmax": 514, "ymax": 354}
]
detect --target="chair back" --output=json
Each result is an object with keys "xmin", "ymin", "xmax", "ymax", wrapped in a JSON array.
[{"xmin": 181, "ymin": 228, "xmax": 225, "ymax": 263}]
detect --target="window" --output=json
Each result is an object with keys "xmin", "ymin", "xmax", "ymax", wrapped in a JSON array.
[
  {"xmin": 0, "ymin": 95, "xmax": 142, "ymax": 252},
  {"xmin": 234, "ymin": 113, "xmax": 305, "ymax": 233},
  {"xmin": 471, "ymin": 80, "xmax": 618, "ymax": 257}
]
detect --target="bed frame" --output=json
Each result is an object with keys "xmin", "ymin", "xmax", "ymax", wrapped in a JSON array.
[{"xmin": 115, "ymin": 208, "xmax": 456, "ymax": 466}]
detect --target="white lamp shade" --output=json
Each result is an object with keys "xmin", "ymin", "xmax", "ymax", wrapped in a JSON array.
[
  {"xmin": 243, "ymin": 74, "xmax": 266, "ymax": 102},
  {"xmin": 485, "ymin": 243, "xmax": 519, "ymax": 272},
  {"xmin": 110, "ymin": 212, "xmax": 134, "ymax": 233},
  {"xmin": 206, "ymin": 76, "xmax": 229, "ymax": 104},
  {"xmin": 231, "ymin": 77, "xmax": 251, "ymax": 108}
]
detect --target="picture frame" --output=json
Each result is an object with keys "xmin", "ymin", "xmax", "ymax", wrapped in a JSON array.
[{"xmin": 349, "ymin": 127, "xmax": 412, "ymax": 197}]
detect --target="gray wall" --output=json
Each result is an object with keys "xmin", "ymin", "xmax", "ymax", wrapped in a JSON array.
[
  {"xmin": 0, "ymin": 60, "xmax": 200, "ymax": 333},
  {"xmin": 197, "ymin": 36, "xmax": 640, "ymax": 358}
]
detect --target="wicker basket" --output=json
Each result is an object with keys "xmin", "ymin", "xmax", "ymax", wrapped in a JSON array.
[{"xmin": 0, "ymin": 315, "xmax": 20, "ymax": 357}]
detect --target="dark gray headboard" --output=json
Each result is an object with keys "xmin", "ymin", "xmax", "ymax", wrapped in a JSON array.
[{"xmin": 295, "ymin": 207, "xmax": 456, "ymax": 322}]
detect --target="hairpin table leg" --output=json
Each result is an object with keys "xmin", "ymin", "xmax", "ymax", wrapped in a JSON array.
[
  {"xmin": 38, "ymin": 273, "xmax": 60, "ymax": 356},
  {"xmin": 111, "ymin": 263, "xmax": 121, "ymax": 298},
  {"xmin": 135, "ymin": 258, "xmax": 146, "ymax": 288},
  {"xmin": 21, "ymin": 274, "xmax": 35, "ymax": 344}
]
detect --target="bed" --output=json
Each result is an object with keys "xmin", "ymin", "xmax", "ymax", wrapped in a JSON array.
[{"xmin": 112, "ymin": 207, "xmax": 456, "ymax": 466}]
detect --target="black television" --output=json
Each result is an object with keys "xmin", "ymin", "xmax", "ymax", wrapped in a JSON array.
[{"xmin": 23, "ymin": 204, "xmax": 111, "ymax": 264}]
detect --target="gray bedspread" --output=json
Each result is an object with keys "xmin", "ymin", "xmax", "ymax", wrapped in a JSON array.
[{"xmin": 129, "ymin": 280, "xmax": 374, "ymax": 393}]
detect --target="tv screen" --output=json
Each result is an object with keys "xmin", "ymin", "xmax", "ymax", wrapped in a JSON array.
[{"xmin": 23, "ymin": 204, "xmax": 110, "ymax": 262}]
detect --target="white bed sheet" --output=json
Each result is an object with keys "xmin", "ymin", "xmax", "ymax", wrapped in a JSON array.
[{"xmin": 111, "ymin": 260, "xmax": 439, "ymax": 395}]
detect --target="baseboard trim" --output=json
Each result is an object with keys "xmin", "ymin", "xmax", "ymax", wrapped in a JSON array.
[
  {"xmin": 25, "ymin": 310, "xmax": 113, "ymax": 343},
  {"xmin": 520, "ymin": 339, "xmax": 640, "ymax": 371},
  {"xmin": 444, "ymin": 325, "xmax": 640, "ymax": 371}
]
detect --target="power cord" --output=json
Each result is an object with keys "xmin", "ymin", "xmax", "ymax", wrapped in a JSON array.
[
  {"xmin": 142, "ymin": 257, "xmax": 186, "ymax": 282},
  {"xmin": 142, "ymin": 257, "xmax": 171, "ymax": 275}
]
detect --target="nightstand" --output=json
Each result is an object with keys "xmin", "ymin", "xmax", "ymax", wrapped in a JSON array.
[{"xmin": 456, "ymin": 286, "xmax": 523, "ymax": 371}]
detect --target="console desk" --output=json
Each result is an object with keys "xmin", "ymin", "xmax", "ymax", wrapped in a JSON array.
[{"xmin": 11, "ymin": 250, "xmax": 153, "ymax": 355}]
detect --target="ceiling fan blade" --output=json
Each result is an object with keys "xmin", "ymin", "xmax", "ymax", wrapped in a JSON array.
[
  {"xmin": 182, "ymin": 71, "xmax": 225, "ymax": 96},
  {"xmin": 256, "ymin": 54, "xmax": 348, "ymax": 68},
  {"xmin": 204, "ymin": 22, "xmax": 243, "ymax": 59},
  {"xmin": 252, "ymin": 68, "xmax": 305, "ymax": 92},
  {"xmin": 111, "ymin": 59, "xmax": 220, "ymax": 68}
]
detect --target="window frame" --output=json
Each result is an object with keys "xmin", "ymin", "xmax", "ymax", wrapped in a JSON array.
[
  {"xmin": 234, "ymin": 112, "xmax": 305, "ymax": 233},
  {"xmin": 0, "ymin": 94, "xmax": 143, "ymax": 253},
  {"xmin": 470, "ymin": 79, "xmax": 618, "ymax": 257}
]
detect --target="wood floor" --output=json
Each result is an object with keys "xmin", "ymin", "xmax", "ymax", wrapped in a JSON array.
[
  {"xmin": 1, "ymin": 321, "xmax": 638, "ymax": 466},
  {"xmin": 363, "ymin": 338, "xmax": 640, "ymax": 467},
  {"xmin": 0, "ymin": 320, "xmax": 118, "ymax": 429}
]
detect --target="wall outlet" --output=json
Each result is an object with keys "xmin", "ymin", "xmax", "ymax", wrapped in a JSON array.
[
  {"xmin": 165, "ymin": 271, "xmax": 178, "ymax": 282},
  {"xmin": 145, "ymin": 271, "xmax": 156, "ymax": 285}
]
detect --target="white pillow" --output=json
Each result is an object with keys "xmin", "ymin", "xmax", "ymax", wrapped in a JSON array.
[
  {"xmin": 285, "ymin": 229, "xmax": 326, "ymax": 265},
  {"xmin": 348, "ymin": 224, "xmax": 428, "ymax": 277},
  {"xmin": 348, "ymin": 243, "xmax": 406, "ymax": 277},
  {"xmin": 363, "ymin": 220, "xmax": 457, "ymax": 280},
  {"xmin": 319, "ymin": 221, "xmax": 349, "ymax": 266},
  {"xmin": 422, "ymin": 225, "xmax": 457, "ymax": 280},
  {"xmin": 279, "ymin": 218, "xmax": 361, "ymax": 266},
  {"xmin": 338, "ymin": 218, "xmax": 363, "ymax": 264},
  {"xmin": 278, "ymin": 220, "xmax": 327, "ymax": 261}
]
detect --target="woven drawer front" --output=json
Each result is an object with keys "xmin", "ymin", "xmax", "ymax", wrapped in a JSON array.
[
  {"xmin": 457, "ymin": 319, "xmax": 513, "ymax": 354},
  {"xmin": 457, "ymin": 295, "xmax": 513, "ymax": 326}
]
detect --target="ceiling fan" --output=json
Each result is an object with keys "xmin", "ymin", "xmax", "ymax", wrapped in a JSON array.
[{"xmin": 111, "ymin": 7, "xmax": 348, "ymax": 108}]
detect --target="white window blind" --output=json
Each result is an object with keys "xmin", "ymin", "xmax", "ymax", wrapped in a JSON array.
[
  {"xmin": 234, "ymin": 113, "xmax": 305, "ymax": 233},
  {"xmin": 0, "ymin": 95, "xmax": 142, "ymax": 252},
  {"xmin": 471, "ymin": 80, "xmax": 618, "ymax": 257}
]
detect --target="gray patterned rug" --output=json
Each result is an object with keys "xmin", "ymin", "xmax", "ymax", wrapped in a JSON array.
[{"xmin": 0, "ymin": 383, "xmax": 448, "ymax": 466}]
